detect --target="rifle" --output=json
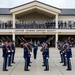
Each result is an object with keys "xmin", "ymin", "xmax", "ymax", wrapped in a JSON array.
[
  {"xmin": 21, "ymin": 37, "xmax": 31, "ymax": 53},
  {"xmin": 21, "ymin": 37, "xmax": 27, "ymax": 42},
  {"xmin": 18, "ymin": 37, "xmax": 23, "ymax": 41},
  {"xmin": 2, "ymin": 37, "xmax": 5, "ymax": 40},
  {"xmin": 46, "ymin": 37, "xmax": 51, "ymax": 42},
  {"xmin": 21, "ymin": 37, "xmax": 32, "ymax": 47},
  {"xmin": 40, "ymin": 36, "xmax": 54, "ymax": 52},
  {"xmin": 47, "ymin": 36, "xmax": 54, "ymax": 42},
  {"xmin": 6, "ymin": 36, "xmax": 11, "ymax": 41}
]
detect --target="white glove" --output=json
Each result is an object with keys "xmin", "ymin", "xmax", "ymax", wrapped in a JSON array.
[
  {"xmin": 30, "ymin": 52, "xmax": 31, "ymax": 54},
  {"xmin": 61, "ymin": 53, "xmax": 62, "ymax": 54},
  {"xmin": 12, "ymin": 50, "xmax": 14, "ymax": 52},
  {"xmin": 8, "ymin": 55, "xmax": 10, "ymax": 57},
  {"xmin": 70, "ymin": 58, "xmax": 72, "ymax": 59},
  {"xmin": 8, "ymin": 50, "xmax": 10, "ymax": 52},
  {"xmin": 46, "ymin": 57, "xmax": 49, "ymax": 59}
]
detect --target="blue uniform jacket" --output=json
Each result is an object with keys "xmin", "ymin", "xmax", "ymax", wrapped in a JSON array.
[
  {"xmin": 33, "ymin": 44, "xmax": 38, "ymax": 51},
  {"xmin": 2, "ymin": 45, "xmax": 8, "ymax": 57},
  {"xmin": 43, "ymin": 46, "xmax": 49, "ymax": 58},
  {"xmin": 11, "ymin": 44, "xmax": 15, "ymax": 53},
  {"xmin": 66, "ymin": 46, "xmax": 72, "ymax": 58},
  {"xmin": 23, "ymin": 46, "xmax": 29, "ymax": 58}
]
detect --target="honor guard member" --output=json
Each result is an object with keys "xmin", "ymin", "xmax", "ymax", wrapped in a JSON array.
[
  {"xmin": 27, "ymin": 42, "xmax": 32, "ymax": 66},
  {"xmin": 58, "ymin": 41, "xmax": 64, "ymax": 63},
  {"xmin": 43, "ymin": 42, "xmax": 49, "ymax": 71},
  {"xmin": 66, "ymin": 43, "xmax": 72, "ymax": 71},
  {"xmin": 11, "ymin": 41, "xmax": 15, "ymax": 63},
  {"xmin": 23, "ymin": 42, "xmax": 30, "ymax": 71},
  {"xmin": 2, "ymin": 40, "xmax": 8, "ymax": 71},
  {"xmin": 7, "ymin": 41, "xmax": 12, "ymax": 66},
  {"xmin": 33, "ymin": 41, "xmax": 38, "ymax": 59},
  {"xmin": 61, "ymin": 42, "xmax": 66, "ymax": 66},
  {"xmin": 41, "ymin": 42, "xmax": 45, "ymax": 66}
]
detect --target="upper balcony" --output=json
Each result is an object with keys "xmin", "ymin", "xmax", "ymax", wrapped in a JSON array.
[
  {"xmin": 0, "ymin": 20, "xmax": 75, "ymax": 34},
  {"xmin": 0, "ymin": 20, "xmax": 75, "ymax": 29}
]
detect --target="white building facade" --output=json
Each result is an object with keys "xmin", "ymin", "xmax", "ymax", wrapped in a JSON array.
[{"xmin": 0, "ymin": 1, "xmax": 75, "ymax": 48}]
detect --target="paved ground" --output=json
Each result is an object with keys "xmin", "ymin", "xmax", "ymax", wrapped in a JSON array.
[{"xmin": 0, "ymin": 47, "xmax": 75, "ymax": 75}]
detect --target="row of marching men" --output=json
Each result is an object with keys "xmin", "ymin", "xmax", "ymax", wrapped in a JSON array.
[
  {"xmin": 58, "ymin": 40, "xmax": 72, "ymax": 71},
  {"xmin": 2, "ymin": 40, "xmax": 15, "ymax": 71}
]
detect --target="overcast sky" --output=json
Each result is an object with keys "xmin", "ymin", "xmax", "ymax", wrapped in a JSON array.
[{"xmin": 0, "ymin": 0, "xmax": 75, "ymax": 8}]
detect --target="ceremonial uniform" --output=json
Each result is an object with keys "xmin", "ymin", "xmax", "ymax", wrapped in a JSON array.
[
  {"xmin": 23, "ymin": 45, "xmax": 30, "ymax": 71},
  {"xmin": 7, "ymin": 45, "xmax": 12, "ymax": 66},
  {"xmin": 2, "ymin": 43, "xmax": 8, "ymax": 71},
  {"xmin": 66, "ymin": 45, "xmax": 72, "ymax": 70},
  {"xmin": 58, "ymin": 41, "xmax": 64, "ymax": 63},
  {"xmin": 11, "ymin": 42, "xmax": 15, "ymax": 63},
  {"xmin": 43, "ymin": 42, "xmax": 49, "ymax": 71},
  {"xmin": 62, "ymin": 44, "xmax": 67, "ymax": 66},
  {"xmin": 41, "ymin": 43, "xmax": 45, "ymax": 66},
  {"xmin": 33, "ymin": 43, "xmax": 38, "ymax": 59},
  {"xmin": 28, "ymin": 45, "xmax": 32, "ymax": 66}
]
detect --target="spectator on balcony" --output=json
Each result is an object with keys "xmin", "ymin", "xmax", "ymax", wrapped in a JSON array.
[
  {"xmin": 68, "ymin": 21, "xmax": 72, "ymax": 29},
  {"xmin": 63, "ymin": 21, "xmax": 67, "ymax": 29},
  {"xmin": 60, "ymin": 21, "xmax": 63, "ymax": 28},
  {"xmin": 5, "ymin": 22, "xmax": 8, "ymax": 29},
  {"xmin": 2, "ymin": 22, "xmax": 5, "ymax": 29},
  {"xmin": 50, "ymin": 21, "xmax": 53, "ymax": 28},
  {"xmin": 58, "ymin": 21, "xmax": 61, "ymax": 28},
  {"xmin": 0, "ymin": 22, "xmax": 1, "ymax": 29},
  {"xmin": 24, "ymin": 21, "xmax": 26, "ymax": 28},
  {"xmin": 52, "ymin": 21, "xmax": 55, "ymax": 28},
  {"xmin": 45, "ymin": 21, "xmax": 48, "ymax": 29}
]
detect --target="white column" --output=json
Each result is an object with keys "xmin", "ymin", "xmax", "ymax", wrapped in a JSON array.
[
  {"xmin": 55, "ymin": 14, "xmax": 58, "ymax": 29},
  {"xmin": 13, "ymin": 14, "xmax": 15, "ymax": 28},
  {"xmin": 55, "ymin": 32, "xmax": 58, "ymax": 48},
  {"xmin": 13, "ymin": 32, "xmax": 15, "ymax": 41}
]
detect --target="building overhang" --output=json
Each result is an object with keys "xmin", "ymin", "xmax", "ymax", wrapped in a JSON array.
[{"xmin": 10, "ymin": 1, "xmax": 61, "ymax": 16}]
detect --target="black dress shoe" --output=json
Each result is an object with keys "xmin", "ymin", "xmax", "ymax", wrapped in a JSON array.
[
  {"xmin": 24, "ymin": 69, "xmax": 30, "ymax": 71},
  {"xmin": 28, "ymin": 65, "xmax": 31, "ymax": 66},
  {"xmin": 42, "ymin": 65, "xmax": 45, "ymax": 66},
  {"xmin": 60, "ymin": 62, "xmax": 63, "ymax": 63},
  {"xmin": 3, "ymin": 69, "xmax": 8, "ymax": 71},
  {"xmin": 62, "ymin": 64, "xmax": 66, "ymax": 66},
  {"xmin": 8, "ymin": 65, "xmax": 12, "ymax": 67},
  {"xmin": 30, "ymin": 62, "xmax": 32, "ymax": 63},
  {"xmin": 44, "ymin": 69, "xmax": 49, "ymax": 71},
  {"xmin": 12, "ymin": 62, "xmax": 15, "ymax": 63},
  {"xmin": 66, "ymin": 69, "xmax": 72, "ymax": 71}
]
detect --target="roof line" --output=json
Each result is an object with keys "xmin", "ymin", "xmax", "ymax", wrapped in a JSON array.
[{"xmin": 9, "ymin": 0, "xmax": 61, "ymax": 10}]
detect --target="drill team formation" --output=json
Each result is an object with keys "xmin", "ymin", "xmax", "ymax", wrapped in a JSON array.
[{"xmin": 1, "ymin": 36, "xmax": 73, "ymax": 71}]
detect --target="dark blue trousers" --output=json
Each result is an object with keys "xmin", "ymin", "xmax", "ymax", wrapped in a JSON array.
[
  {"xmin": 63, "ymin": 54, "xmax": 66, "ymax": 66},
  {"xmin": 8, "ymin": 55, "xmax": 12, "ymax": 66},
  {"xmin": 28, "ymin": 55, "xmax": 30, "ymax": 66},
  {"xmin": 60, "ymin": 51, "xmax": 63, "ymax": 63},
  {"xmin": 44, "ymin": 57, "xmax": 49, "ymax": 70},
  {"xmin": 33, "ymin": 50, "xmax": 37, "ymax": 59},
  {"xmin": 66, "ymin": 58, "xmax": 72, "ymax": 70},
  {"xmin": 24, "ymin": 58, "xmax": 28, "ymax": 71},
  {"xmin": 11, "ymin": 52, "xmax": 15, "ymax": 63},
  {"xmin": 3, "ymin": 57, "xmax": 8, "ymax": 70}
]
